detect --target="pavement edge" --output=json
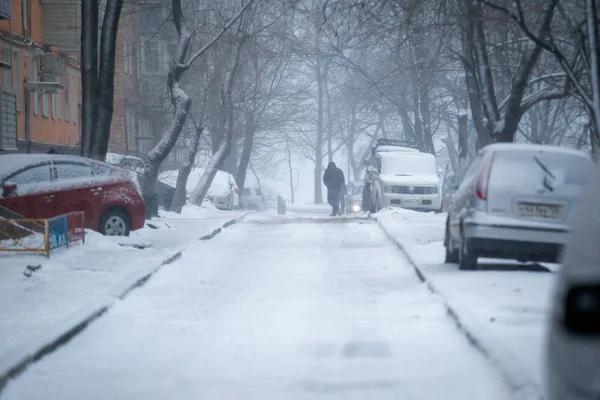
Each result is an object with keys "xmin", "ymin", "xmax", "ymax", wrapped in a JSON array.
[
  {"xmin": 0, "ymin": 212, "xmax": 251, "ymax": 394},
  {"xmin": 374, "ymin": 215, "xmax": 544, "ymax": 400}
]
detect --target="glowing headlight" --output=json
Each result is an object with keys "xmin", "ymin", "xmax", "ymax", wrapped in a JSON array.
[{"xmin": 351, "ymin": 203, "xmax": 362, "ymax": 212}]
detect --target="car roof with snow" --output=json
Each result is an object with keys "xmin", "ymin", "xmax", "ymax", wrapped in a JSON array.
[
  {"xmin": 158, "ymin": 168, "xmax": 236, "ymax": 193},
  {"xmin": 479, "ymin": 143, "xmax": 589, "ymax": 157},
  {"xmin": 375, "ymin": 145, "xmax": 420, "ymax": 153},
  {"xmin": 0, "ymin": 154, "xmax": 102, "ymax": 180},
  {"xmin": 380, "ymin": 151, "xmax": 434, "ymax": 160}
]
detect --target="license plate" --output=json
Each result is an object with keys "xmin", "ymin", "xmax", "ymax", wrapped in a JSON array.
[
  {"xmin": 401, "ymin": 199, "xmax": 421, "ymax": 207},
  {"xmin": 516, "ymin": 202, "xmax": 564, "ymax": 219}
]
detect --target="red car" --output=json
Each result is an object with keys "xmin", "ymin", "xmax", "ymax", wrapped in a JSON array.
[{"xmin": 0, "ymin": 154, "xmax": 146, "ymax": 236}]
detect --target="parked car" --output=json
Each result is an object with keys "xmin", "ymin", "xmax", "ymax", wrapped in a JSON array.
[
  {"xmin": 366, "ymin": 151, "xmax": 442, "ymax": 212},
  {"xmin": 346, "ymin": 183, "xmax": 363, "ymax": 213},
  {"xmin": 0, "ymin": 154, "xmax": 146, "ymax": 236},
  {"xmin": 240, "ymin": 187, "xmax": 266, "ymax": 211},
  {"xmin": 545, "ymin": 160, "xmax": 599, "ymax": 400},
  {"xmin": 105, "ymin": 153, "xmax": 146, "ymax": 175},
  {"xmin": 361, "ymin": 138, "xmax": 422, "ymax": 212},
  {"xmin": 159, "ymin": 168, "xmax": 239, "ymax": 210},
  {"xmin": 444, "ymin": 143, "xmax": 592, "ymax": 270}
]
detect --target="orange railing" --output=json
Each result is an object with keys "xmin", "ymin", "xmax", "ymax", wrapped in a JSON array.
[{"xmin": 0, "ymin": 212, "xmax": 86, "ymax": 257}]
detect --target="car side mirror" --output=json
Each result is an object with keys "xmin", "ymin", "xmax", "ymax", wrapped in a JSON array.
[{"xmin": 2, "ymin": 181, "xmax": 17, "ymax": 197}]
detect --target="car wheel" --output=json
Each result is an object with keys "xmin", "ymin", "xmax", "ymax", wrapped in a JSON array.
[
  {"xmin": 458, "ymin": 236, "xmax": 478, "ymax": 271},
  {"xmin": 100, "ymin": 209, "xmax": 130, "ymax": 236},
  {"xmin": 444, "ymin": 224, "xmax": 459, "ymax": 263}
]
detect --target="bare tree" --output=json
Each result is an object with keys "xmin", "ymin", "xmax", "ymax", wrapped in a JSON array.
[
  {"xmin": 142, "ymin": 0, "xmax": 256, "ymax": 196},
  {"xmin": 487, "ymin": 0, "xmax": 600, "ymax": 154},
  {"xmin": 190, "ymin": 8, "xmax": 253, "ymax": 205}
]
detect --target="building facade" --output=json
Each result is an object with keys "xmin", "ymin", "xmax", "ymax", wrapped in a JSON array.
[
  {"xmin": 0, "ymin": 0, "xmax": 186, "ymax": 168},
  {"xmin": 0, "ymin": 0, "xmax": 81, "ymax": 154}
]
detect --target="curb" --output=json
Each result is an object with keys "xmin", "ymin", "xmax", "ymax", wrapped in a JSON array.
[
  {"xmin": 375, "ymin": 217, "xmax": 544, "ymax": 400},
  {"xmin": 0, "ymin": 212, "xmax": 250, "ymax": 394}
]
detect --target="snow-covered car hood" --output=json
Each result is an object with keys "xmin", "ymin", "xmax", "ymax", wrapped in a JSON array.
[{"xmin": 379, "ymin": 174, "xmax": 440, "ymax": 186}]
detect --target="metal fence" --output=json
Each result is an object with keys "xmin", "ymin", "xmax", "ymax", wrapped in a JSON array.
[{"xmin": 0, "ymin": 212, "xmax": 86, "ymax": 257}]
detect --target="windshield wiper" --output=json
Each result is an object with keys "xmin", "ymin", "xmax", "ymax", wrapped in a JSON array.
[{"xmin": 533, "ymin": 156, "xmax": 556, "ymax": 192}]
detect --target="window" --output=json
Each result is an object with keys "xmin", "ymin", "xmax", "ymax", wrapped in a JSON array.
[
  {"xmin": 90, "ymin": 161, "xmax": 111, "ymax": 176},
  {"xmin": 123, "ymin": 41, "xmax": 133, "ymax": 74},
  {"xmin": 54, "ymin": 162, "xmax": 92, "ymax": 181},
  {"xmin": 51, "ymin": 93, "xmax": 56, "ymax": 119},
  {"xmin": 8, "ymin": 164, "xmax": 51, "ymax": 186},
  {"xmin": 1, "ymin": 47, "xmax": 11, "ymax": 89},
  {"xmin": 57, "ymin": 89, "xmax": 62, "ymax": 119},
  {"xmin": 255, "ymin": 188, "xmax": 263, "ymax": 196},
  {"xmin": 32, "ymin": 58, "xmax": 38, "ymax": 115},
  {"xmin": 242, "ymin": 188, "xmax": 251, "ymax": 195},
  {"xmin": 143, "ymin": 40, "xmax": 160, "ymax": 72},
  {"xmin": 12, "ymin": 50, "xmax": 19, "ymax": 110},
  {"xmin": 22, "ymin": 0, "xmax": 29, "ymax": 31},
  {"xmin": 42, "ymin": 91, "xmax": 49, "ymax": 117},
  {"xmin": 64, "ymin": 75, "xmax": 69, "ymax": 121}
]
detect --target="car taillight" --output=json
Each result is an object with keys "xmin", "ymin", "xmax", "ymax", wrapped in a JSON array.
[
  {"xmin": 476, "ymin": 153, "xmax": 495, "ymax": 200},
  {"xmin": 234, "ymin": 188, "xmax": 239, "ymax": 194}
]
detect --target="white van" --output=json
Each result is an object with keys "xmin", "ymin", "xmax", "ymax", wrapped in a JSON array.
[{"xmin": 366, "ymin": 151, "xmax": 442, "ymax": 212}]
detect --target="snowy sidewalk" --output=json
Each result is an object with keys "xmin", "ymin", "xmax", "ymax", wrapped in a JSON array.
[
  {"xmin": 376, "ymin": 208, "xmax": 555, "ymax": 400},
  {"xmin": 0, "ymin": 205, "xmax": 248, "ymax": 388},
  {"xmin": 0, "ymin": 219, "xmax": 511, "ymax": 400}
]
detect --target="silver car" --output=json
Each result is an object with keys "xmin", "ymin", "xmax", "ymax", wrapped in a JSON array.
[
  {"xmin": 545, "ymin": 160, "xmax": 599, "ymax": 399},
  {"xmin": 444, "ymin": 143, "xmax": 591, "ymax": 270}
]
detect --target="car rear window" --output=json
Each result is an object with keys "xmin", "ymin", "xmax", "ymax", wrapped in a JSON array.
[
  {"xmin": 490, "ymin": 151, "xmax": 590, "ymax": 188},
  {"xmin": 90, "ymin": 162, "xmax": 112, "ymax": 177}
]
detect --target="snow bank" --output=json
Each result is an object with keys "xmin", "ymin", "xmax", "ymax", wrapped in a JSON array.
[
  {"xmin": 0, "ymin": 210, "xmax": 249, "ymax": 389},
  {"xmin": 376, "ymin": 208, "xmax": 552, "ymax": 400}
]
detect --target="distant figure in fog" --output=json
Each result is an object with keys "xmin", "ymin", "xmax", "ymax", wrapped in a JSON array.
[{"xmin": 323, "ymin": 162, "xmax": 345, "ymax": 216}]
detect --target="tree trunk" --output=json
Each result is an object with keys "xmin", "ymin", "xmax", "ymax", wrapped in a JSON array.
[
  {"xmin": 90, "ymin": 0, "xmax": 124, "ymax": 161},
  {"xmin": 142, "ymin": 0, "xmax": 192, "ymax": 195},
  {"xmin": 236, "ymin": 110, "xmax": 256, "ymax": 192},
  {"xmin": 143, "ymin": 79, "xmax": 192, "ymax": 195},
  {"xmin": 285, "ymin": 134, "xmax": 295, "ymax": 204},
  {"xmin": 80, "ymin": 0, "xmax": 99, "ymax": 157},
  {"xmin": 458, "ymin": 112, "xmax": 468, "ymax": 176},
  {"xmin": 169, "ymin": 125, "xmax": 203, "ymax": 213},
  {"xmin": 314, "ymin": 57, "xmax": 324, "ymax": 204}
]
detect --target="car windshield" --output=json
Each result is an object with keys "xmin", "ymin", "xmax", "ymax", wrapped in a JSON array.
[{"xmin": 380, "ymin": 154, "xmax": 436, "ymax": 175}]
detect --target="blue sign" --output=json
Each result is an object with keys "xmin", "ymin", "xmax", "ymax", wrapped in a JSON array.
[{"xmin": 48, "ymin": 214, "xmax": 68, "ymax": 250}]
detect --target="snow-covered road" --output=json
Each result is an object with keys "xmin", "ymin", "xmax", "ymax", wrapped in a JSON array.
[{"xmin": 1, "ymin": 219, "xmax": 512, "ymax": 399}]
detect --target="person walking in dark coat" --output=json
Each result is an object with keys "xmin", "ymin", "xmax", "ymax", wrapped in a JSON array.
[{"xmin": 323, "ymin": 162, "xmax": 345, "ymax": 216}]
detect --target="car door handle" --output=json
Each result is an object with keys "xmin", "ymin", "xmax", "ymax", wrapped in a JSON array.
[
  {"xmin": 43, "ymin": 195, "xmax": 54, "ymax": 202},
  {"xmin": 91, "ymin": 187, "xmax": 103, "ymax": 195}
]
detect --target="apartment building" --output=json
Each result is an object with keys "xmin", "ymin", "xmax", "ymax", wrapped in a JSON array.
[
  {"xmin": 0, "ymin": 0, "xmax": 186, "ymax": 167},
  {"xmin": 0, "ymin": 0, "xmax": 81, "ymax": 154}
]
